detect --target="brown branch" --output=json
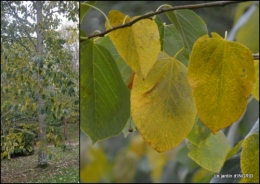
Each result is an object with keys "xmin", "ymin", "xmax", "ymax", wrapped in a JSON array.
[
  {"xmin": 84, "ymin": 1, "xmax": 247, "ymax": 40},
  {"xmin": 253, "ymin": 54, "xmax": 259, "ymax": 60}
]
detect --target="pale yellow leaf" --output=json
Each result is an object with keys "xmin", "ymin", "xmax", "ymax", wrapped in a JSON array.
[
  {"xmin": 80, "ymin": 148, "xmax": 107, "ymax": 183},
  {"xmin": 105, "ymin": 10, "xmax": 160, "ymax": 79},
  {"xmin": 240, "ymin": 133, "xmax": 259, "ymax": 183}
]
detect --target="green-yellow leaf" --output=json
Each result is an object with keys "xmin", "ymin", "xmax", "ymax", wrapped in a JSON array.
[
  {"xmin": 252, "ymin": 60, "xmax": 259, "ymax": 100},
  {"xmin": 240, "ymin": 133, "xmax": 259, "ymax": 183},
  {"xmin": 80, "ymin": 40, "xmax": 130, "ymax": 143},
  {"xmin": 131, "ymin": 51, "xmax": 196, "ymax": 152},
  {"xmin": 154, "ymin": 15, "xmax": 189, "ymax": 67},
  {"xmin": 105, "ymin": 10, "xmax": 160, "ymax": 79},
  {"xmin": 226, "ymin": 139, "xmax": 244, "ymax": 160},
  {"xmin": 80, "ymin": 148, "xmax": 107, "ymax": 183},
  {"xmin": 188, "ymin": 131, "xmax": 230, "ymax": 172},
  {"xmin": 187, "ymin": 115, "xmax": 211, "ymax": 146},
  {"xmin": 188, "ymin": 32, "xmax": 256, "ymax": 133}
]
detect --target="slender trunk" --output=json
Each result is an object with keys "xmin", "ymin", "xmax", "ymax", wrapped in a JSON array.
[
  {"xmin": 64, "ymin": 118, "xmax": 67, "ymax": 141},
  {"xmin": 35, "ymin": 1, "xmax": 47, "ymax": 165}
]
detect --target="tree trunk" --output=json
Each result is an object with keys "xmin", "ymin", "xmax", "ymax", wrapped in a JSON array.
[{"xmin": 35, "ymin": 1, "xmax": 47, "ymax": 166}]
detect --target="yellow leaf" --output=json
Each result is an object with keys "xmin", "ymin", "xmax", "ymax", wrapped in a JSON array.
[
  {"xmin": 105, "ymin": 10, "xmax": 160, "ymax": 79},
  {"xmin": 80, "ymin": 148, "xmax": 107, "ymax": 183},
  {"xmin": 240, "ymin": 133, "xmax": 259, "ymax": 183},
  {"xmin": 188, "ymin": 32, "xmax": 256, "ymax": 133},
  {"xmin": 129, "ymin": 134, "xmax": 147, "ymax": 159},
  {"xmin": 131, "ymin": 51, "xmax": 196, "ymax": 152},
  {"xmin": 252, "ymin": 60, "xmax": 259, "ymax": 100},
  {"xmin": 32, "ymin": 103, "xmax": 37, "ymax": 111},
  {"xmin": 147, "ymin": 146, "xmax": 167, "ymax": 182},
  {"xmin": 113, "ymin": 149, "xmax": 138, "ymax": 183}
]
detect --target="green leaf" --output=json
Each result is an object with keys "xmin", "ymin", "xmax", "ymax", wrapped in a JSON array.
[
  {"xmin": 240, "ymin": 133, "xmax": 259, "ymax": 183},
  {"xmin": 187, "ymin": 115, "xmax": 211, "ymax": 146},
  {"xmin": 74, "ymin": 99, "xmax": 79, "ymax": 105},
  {"xmin": 97, "ymin": 35, "xmax": 132, "ymax": 85},
  {"xmin": 80, "ymin": 1, "xmax": 96, "ymax": 24},
  {"xmin": 80, "ymin": 40, "xmax": 130, "ymax": 143},
  {"xmin": 188, "ymin": 131, "xmax": 230, "ymax": 172},
  {"xmin": 80, "ymin": 29, "xmax": 87, "ymax": 37},
  {"xmin": 166, "ymin": 9, "xmax": 208, "ymax": 53},
  {"xmin": 61, "ymin": 86, "xmax": 66, "ymax": 94},
  {"xmin": 154, "ymin": 15, "xmax": 189, "ymax": 67},
  {"xmin": 131, "ymin": 51, "xmax": 196, "ymax": 152},
  {"xmin": 188, "ymin": 32, "xmax": 256, "ymax": 133}
]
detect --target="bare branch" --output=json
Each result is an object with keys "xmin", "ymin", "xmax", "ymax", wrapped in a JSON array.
[{"xmin": 84, "ymin": 1, "xmax": 247, "ymax": 40}]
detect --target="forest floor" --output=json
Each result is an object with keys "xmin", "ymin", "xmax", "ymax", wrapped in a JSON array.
[{"xmin": 1, "ymin": 124, "xmax": 79, "ymax": 183}]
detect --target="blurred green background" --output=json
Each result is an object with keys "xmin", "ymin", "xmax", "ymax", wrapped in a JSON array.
[
  {"xmin": 81, "ymin": 1, "xmax": 236, "ymax": 38},
  {"xmin": 80, "ymin": 1, "xmax": 259, "ymax": 183}
]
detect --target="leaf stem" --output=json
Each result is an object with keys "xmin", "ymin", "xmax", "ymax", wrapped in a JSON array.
[
  {"xmin": 123, "ymin": 15, "xmax": 130, "ymax": 24},
  {"xmin": 156, "ymin": 4, "xmax": 172, "ymax": 12},
  {"xmin": 82, "ymin": 3, "xmax": 112, "ymax": 29}
]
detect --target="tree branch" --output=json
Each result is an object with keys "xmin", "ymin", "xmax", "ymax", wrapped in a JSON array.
[
  {"xmin": 45, "ymin": 10, "xmax": 63, "ymax": 17},
  {"xmin": 6, "ymin": 2, "xmax": 37, "ymax": 50},
  {"xmin": 6, "ymin": 2, "xmax": 33, "ymax": 27},
  {"xmin": 12, "ymin": 34, "xmax": 32, "ymax": 52},
  {"xmin": 253, "ymin": 54, "xmax": 259, "ymax": 60},
  {"xmin": 84, "ymin": 1, "xmax": 247, "ymax": 39}
]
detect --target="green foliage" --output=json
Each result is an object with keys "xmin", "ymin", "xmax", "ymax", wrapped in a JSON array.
[
  {"xmin": 80, "ymin": 1, "xmax": 259, "ymax": 183},
  {"xmin": 1, "ymin": 1, "xmax": 79, "ymax": 165},
  {"xmin": 1, "ymin": 128, "xmax": 35, "ymax": 159}
]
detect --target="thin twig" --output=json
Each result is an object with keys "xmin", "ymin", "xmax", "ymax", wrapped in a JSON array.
[{"xmin": 84, "ymin": 1, "xmax": 247, "ymax": 39}]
